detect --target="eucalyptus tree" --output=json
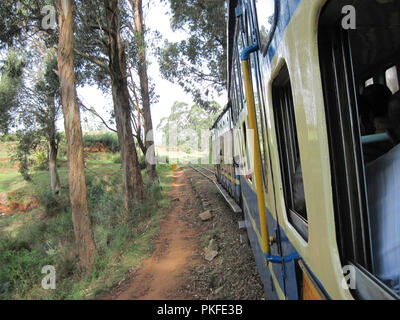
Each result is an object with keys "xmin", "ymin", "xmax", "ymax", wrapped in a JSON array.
[
  {"xmin": 14, "ymin": 48, "xmax": 62, "ymax": 195},
  {"xmin": 56, "ymin": 0, "xmax": 98, "ymax": 268},
  {"xmin": 0, "ymin": 51, "xmax": 25, "ymax": 134},
  {"xmin": 130, "ymin": 0, "xmax": 157, "ymax": 181},
  {"xmin": 73, "ymin": 0, "xmax": 144, "ymax": 210},
  {"xmin": 158, "ymin": 101, "xmax": 221, "ymax": 150},
  {"xmin": 158, "ymin": 0, "xmax": 227, "ymax": 109},
  {"xmin": 1, "ymin": 0, "xmax": 99, "ymax": 269}
]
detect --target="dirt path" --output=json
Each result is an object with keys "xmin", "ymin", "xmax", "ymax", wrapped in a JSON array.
[
  {"xmin": 100, "ymin": 167, "xmax": 264, "ymax": 300},
  {"xmin": 113, "ymin": 168, "xmax": 202, "ymax": 300}
]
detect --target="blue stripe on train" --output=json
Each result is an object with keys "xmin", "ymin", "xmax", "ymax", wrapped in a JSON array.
[
  {"xmin": 241, "ymin": 174, "xmax": 331, "ymax": 299},
  {"xmin": 266, "ymin": 0, "xmax": 301, "ymax": 63}
]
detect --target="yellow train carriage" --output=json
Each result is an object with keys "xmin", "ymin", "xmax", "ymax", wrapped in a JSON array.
[{"xmin": 214, "ymin": 0, "xmax": 400, "ymax": 300}]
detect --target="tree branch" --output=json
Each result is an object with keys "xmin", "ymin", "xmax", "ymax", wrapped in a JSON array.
[
  {"xmin": 74, "ymin": 48, "xmax": 111, "ymax": 74},
  {"xmin": 77, "ymin": 98, "xmax": 117, "ymax": 133}
]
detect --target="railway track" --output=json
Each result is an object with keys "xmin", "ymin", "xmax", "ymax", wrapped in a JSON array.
[
  {"xmin": 189, "ymin": 166, "xmax": 216, "ymax": 182},
  {"xmin": 189, "ymin": 166, "xmax": 242, "ymax": 214}
]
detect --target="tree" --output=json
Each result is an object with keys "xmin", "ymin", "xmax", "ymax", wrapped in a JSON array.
[
  {"xmin": 14, "ymin": 48, "xmax": 62, "ymax": 195},
  {"xmin": 103, "ymin": 0, "xmax": 144, "ymax": 208},
  {"xmin": 130, "ymin": 0, "xmax": 157, "ymax": 181},
  {"xmin": 158, "ymin": 101, "xmax": 221, "ymax": 151},
  {"xmin": 32, "ymin": 50, "xmax": 62, "ymax": 194},
  {"xmin": 73, "ymin": 0, "xmax": 145, "ymax": 210},
  {"xmin": 157, "ymin": 0, "xmax": 227, "ymax": 107},
  {"xmin": 56, "ymin": 0, "xmax": 98, "ymax": 269},
  {"xmin": 0, "ymin": 51, "xmax": 25, "ymax": 134}
]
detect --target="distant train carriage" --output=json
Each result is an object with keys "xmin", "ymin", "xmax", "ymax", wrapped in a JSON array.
[
  {"xmin": 212, "ymin": 0, "xmax": 400, "ymax": 300},
  {"xmin": 211, "ymin": 105, "xmax": 241, "ymax": 203}
]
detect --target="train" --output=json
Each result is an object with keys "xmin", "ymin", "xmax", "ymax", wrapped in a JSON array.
[{"xmin": 211, "ymin": 0, "xmax": 400, "ymax": 300}]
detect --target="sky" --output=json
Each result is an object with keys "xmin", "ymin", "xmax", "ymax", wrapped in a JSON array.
[{"xmin": 76, "ymin": 1, "xmax": 227, "ymax": 144}]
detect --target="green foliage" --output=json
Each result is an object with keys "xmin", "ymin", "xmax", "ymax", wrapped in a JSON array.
[
  {"xmin": 0, "ymin": 0, "xmax": 56, "ymax": 50},
  {"xmin": 111, "ymin": 153, "xmax": 121, "ymax": 164},
  {"xmin": 0, "ymin": 134, "xmax": 17, "ymax": 142},
  {"xmin": 0, "ymin": 50, "xmax": 25, "ymax": 134},
  {"xmin": 37, "ymin": 189, "xmax": 69, "ymax": 218},
  {"xmin": 139, "ymin": 154, "xmax": 146, "ymax": 170},
  {"xmin": 0, "ymin": 162, "xmax": 172, "ymax": 299},
  {"xmin": 12, "ymin": 131, "xmax": 44, "ymax": 181},
  {"xmin": 158, "ymin": 0, "xmax": 227, "ymax": 106},
  {"xmin": 0, "ymin": 245, "xmax": 54, "ymax": 299},
  {"xmin": 34, "ymin": 151, "xmax": 48, "ymax": 170},
  {"xmin": 157, "ymin": 101, "xmax": 222, "ymax": 152},
  {"xmin": 83, "ymin": 133, "xmax": 119, "ymax": 153}
]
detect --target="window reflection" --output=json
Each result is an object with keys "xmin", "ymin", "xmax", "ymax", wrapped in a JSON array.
[{"xmin": 255, "ymin": 0, "xmax": 275, "ymax": 46}]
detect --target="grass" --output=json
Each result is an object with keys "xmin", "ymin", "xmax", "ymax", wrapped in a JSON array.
[
  {"xmin": 155, "ymin": 145, "xmax": 210, "ymax": 165},
  {"xmin": 0, "ymin": 148, "xmax": 173, "ymax": 300},
  {"xmin": 0, "ymin": 141, "xmax": 14, "ymax": 159}
]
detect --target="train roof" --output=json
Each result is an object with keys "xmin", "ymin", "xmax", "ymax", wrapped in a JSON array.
[{"xmin": 211, "ymin": 102, "xmax": 232, "ymax": 130}]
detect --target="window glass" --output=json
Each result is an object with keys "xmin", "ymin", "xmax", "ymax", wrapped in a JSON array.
[
  {"xmin": 385, "ymin": 66, "xmax": 399, "ymax": 94},
  {"xmin": 232, "ymin": 58, "xmax": 241, "ymax": 120},
  {"xmin": 242, "ymin": 122, "xmax": 253, "ymax": 182},
  {"xmin": 319, "ymin": 0, "xmax": 400, "ymax": 299},
  {"xmin": 235, "ymin": 32, "xmax": 245, "ymax": 111},
  {"xmin": 250, "ymin": 52, "xmax": 268, "ymax": 188},
  {"xmin": 273, "ymin": 66, "xmax": 308, "ymax": 239},
  {"xmin": 255, "ymin": 0, "xmax": 275, "ymax": 47}
]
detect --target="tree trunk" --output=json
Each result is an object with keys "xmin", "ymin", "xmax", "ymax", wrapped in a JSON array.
[
  {"xmin": 47, "ymin": 94, "xmax": 61, "ymax": 195},
  {"xmin": 131, "ymin": 0, "xmax": 157, "ymax": 181},
  {"xmin": 48, "ymin": 139, "xmax": 60, "ymax": 194},
  {"xmin": 56, "ymin": 0, "xmax": 98, "ymax": 269},
  {"xmin": 104, "ymin": 0, "xmax": 144, "ymax": 211},
  {"xmin": 48, "ymin": 128, "xmax": 61, "ymax": 195}
]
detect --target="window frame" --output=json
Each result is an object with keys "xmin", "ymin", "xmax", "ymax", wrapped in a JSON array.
[
  {"xmin": 272, "ymin": 65, "xmax": 309, "ymax": 241},
  {"xmin": 318, "ymin": 9, "xmax": 400, "ymax": 299}
]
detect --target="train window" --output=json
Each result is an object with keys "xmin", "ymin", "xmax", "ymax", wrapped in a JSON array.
[
  {"xmin": 234, "ymin": 22, "xmax": 246, "ymax": 113},
  {"xmin": 272, "ymin": 65, "xmax": 308, "ymax": 240},
  {"xmin": 241, "ymin": 122, "xmax": 253, "ymax": 182},
  {"xmin": 254, "ymin": 0, "xmax": 275, "ymax": 48},
  {"xmin": 233, "ymin": 49, "xmax": 244, "ymax": 113},
  {"xmin": 319, "ymin": 0, "xmax": 400, "ymax": 299},
  {"xmin": 385, "ymin": 66, "xmax": 399, "ymax": 94},
  {"xmin": 231, "ymin": 78, "xmax": 239, "ymax": 124},
  {"xmin": 249, "ymin": 51, "xmax": 268, "ymax": 189}
]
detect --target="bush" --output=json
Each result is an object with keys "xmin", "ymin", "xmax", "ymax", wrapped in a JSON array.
[
  {"xmin": 111, "ymin": 154, "xmax": 121, "ymax": 164},
  {"xmin": 0, "ymin": 246, "xmax": 54, "ymax": 299},
  {"xmin": 37, "ymin": 189, "xmax": 68, "ymax": 218},
  {"xmin": 0, "ymin": 134, "xmax": 17, "ymax": 142},
  {"xmin": 34, "ymin": 151, "xmax": 48, "ymax": 170},
  {"xmin": 83, "ymin": 133, "xmax": 119, "ymax": 153},
  {"xmin": 139, "ymin": 154, "xmax": 146, "ymax": 170},
  {"xmin": 0, "ymin": 157, "xmax": 169, "ymax": 299}
]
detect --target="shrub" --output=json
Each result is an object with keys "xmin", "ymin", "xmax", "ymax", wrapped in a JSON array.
[
  {"xmin": 0, "ymin": 134, "xmax": 17, "ymax": 142},
  {"xmin": 0, "ymin": 156, "xmax": 169, "ymax": 299},
  {"xmin": 34, "ymin": 151, "xmax": 48, "ymax": 170},
  {"xmin": 111, "ymin": 154, "xmax": 121, "ymax": 164},
  {"xmin": 37, "ymin": 189, "xmax": 67, "ymax": 218},
  {"xmin": 0, "ymin": 246, "xmax": 54, "ymax": 299},
  {"xmin": 83, "ymin": 133, "xmax": 119, "ymax": 153},
  {"xmin": 139, "ymin": 154, "xmax": 146, "ymax": 170}
]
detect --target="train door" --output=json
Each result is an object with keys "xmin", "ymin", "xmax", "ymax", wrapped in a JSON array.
[
  {"xmin": 251, "ymin": 0, "xmax": 304, "ymax": 299},
  {"xmin": 242, "ymin": 0, "xmax": 293, "ymax": 298}
]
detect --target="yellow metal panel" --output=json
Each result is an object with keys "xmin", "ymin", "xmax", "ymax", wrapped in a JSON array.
[
  {"xmin": 298, "ymin": 259, "xmax": 327, "ymax": 300},
  {"xmin": 241, "ymin": 59, "xmax": 270, "ymax": 259}
]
